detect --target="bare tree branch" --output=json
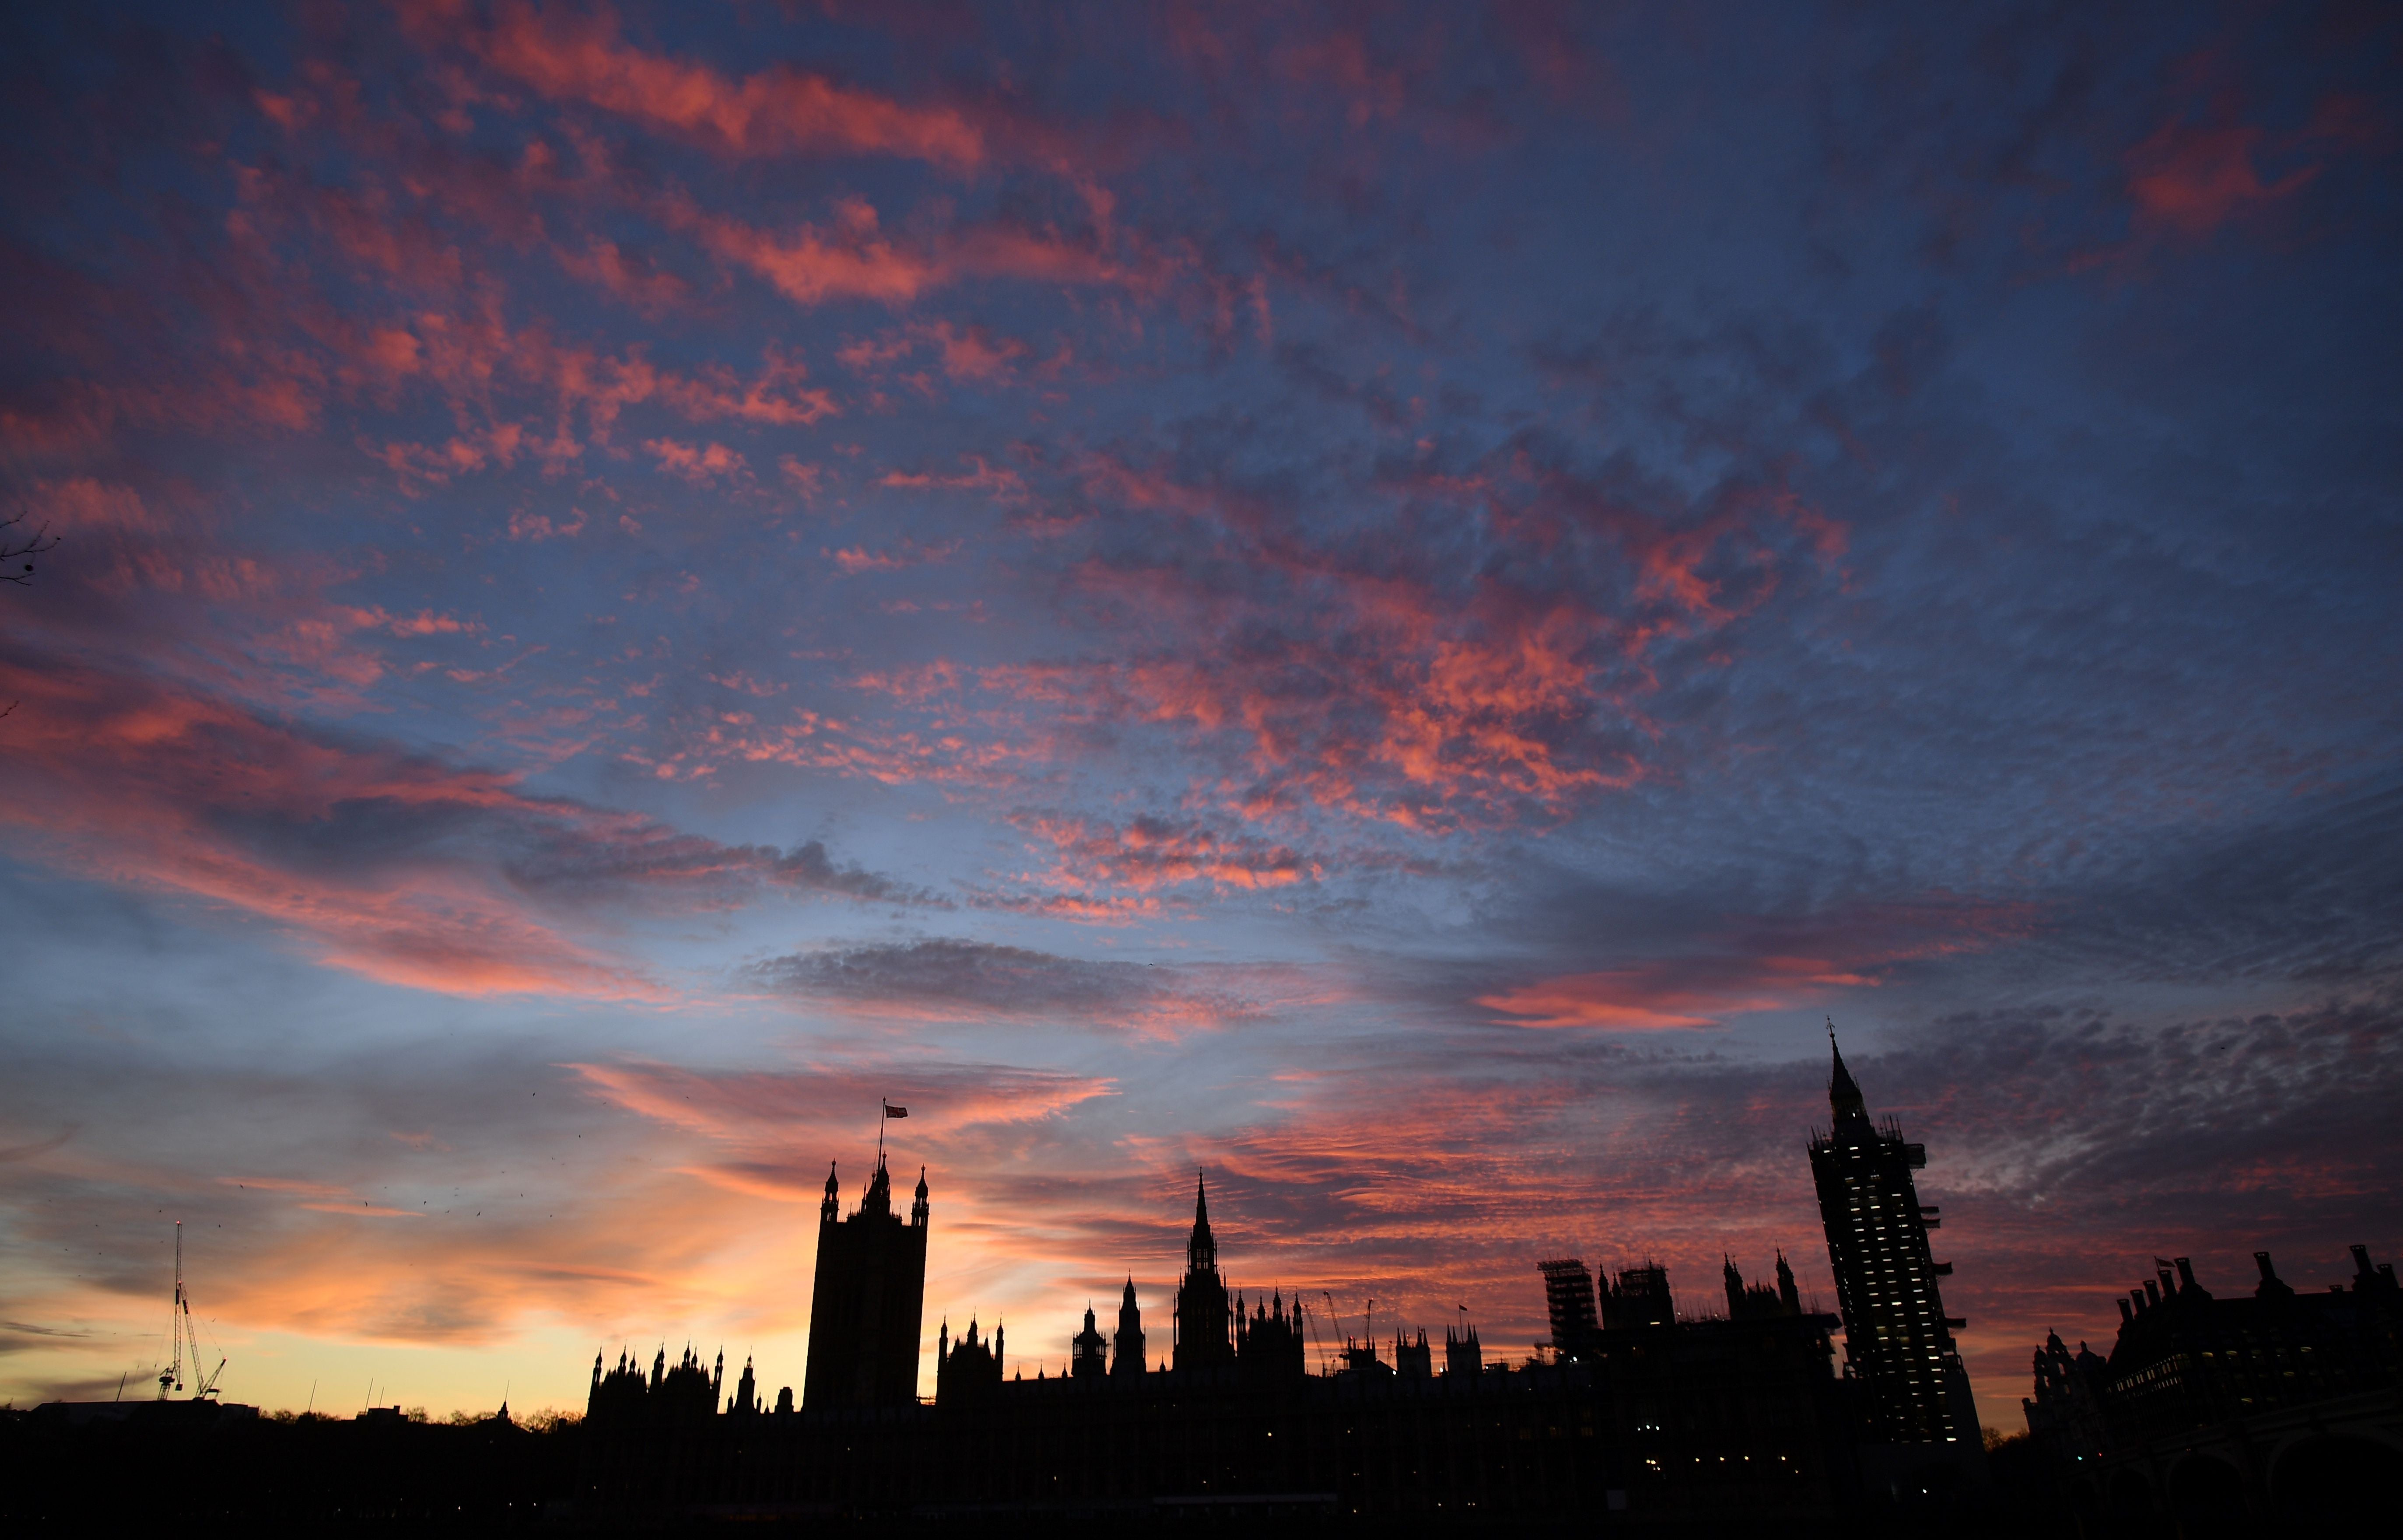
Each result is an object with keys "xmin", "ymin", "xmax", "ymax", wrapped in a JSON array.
[{"xmin": 1, "ymin": 507, "xmax": 62, "ymax": 586}]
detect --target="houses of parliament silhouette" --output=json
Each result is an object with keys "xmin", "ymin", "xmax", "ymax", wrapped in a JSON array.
[
  {"xmin": 574, "ymin": 1033, "xmax": 2008, "ymax": 1520},
  {"xmin": 21, "ymin": 1036, "xmax": 2391, "ymax": 1529}
]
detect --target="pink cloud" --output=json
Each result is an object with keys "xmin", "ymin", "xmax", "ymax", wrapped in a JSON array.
[
  {"xmin": 460, "ymin": 1, "xmax": 988, "ymax": 169},
  {"xmin": 1018, "ymin": 814, "xmax": 1318, "ymax": 893},
  {"xmin": 2125, "ymin": 119, "xmax": 2317, "ymax": 236},
  {"xmin": 644, "ymin": 437, "xmax": 747, "ymax": 484},
  {"xmin": 1479, "ymin": 899, "xmax": 2044, "ymax": 1029},
  {"xmin": 827, "ymin": 538, "xmax": 960, "ymax": 574},
  {"xmin": 0, "ymin": 653, "xmax": 925, "ymax": 998},
  {"xmin": 878, "ymin": 456, "xmax": 1026, "ymax": 500},
  {"xmin": 508, "ymin": 507, "xmax": 588, "ymax": 541}
]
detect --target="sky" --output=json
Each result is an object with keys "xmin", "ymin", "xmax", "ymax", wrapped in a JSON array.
[{"xmin": 1, "ymin": 2, "xmax": 2398, "ymax": 1431}]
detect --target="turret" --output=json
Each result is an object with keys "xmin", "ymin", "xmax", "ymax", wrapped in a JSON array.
[
  {"xmin": 1776, "ymin": 1250, "xmax": 1800, "ymax": 1312},
  {"xmin": 1445, "ymin": 1321, "xmax": 1482, "ymax": 1379},
  {"xmin": 1113, "ymin": 1278, "xmax": 1146, "ymax": 1379},
  {"xmin": 1073, "ymin": 1302, "xmax": 1108, "ymax": 1378},
  {"xmin": 911, "ymin": 1166, "xmax": 930, "ymax": 1227},
  {"xmin": 821, "ymin": 1162, "xmax": 840, "ymax": 1225}
]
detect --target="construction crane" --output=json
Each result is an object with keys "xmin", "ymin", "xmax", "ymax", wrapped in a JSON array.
[
  {"xmin": 156, "ymin": 1222, "xmax": 226, "ymax": 1402},
  {"xmin": 1303, "ymin": 1292, "xmax": 1332, "ymax": 1375},
  {"xmin": 1323, "ymin": 1291, "xmax": 1382, "ymax": 1372}
]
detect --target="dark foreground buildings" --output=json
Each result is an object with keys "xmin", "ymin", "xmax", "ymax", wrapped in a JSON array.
[
  {"xmin": 579, "ymin": 1192, "xmax": 1856, "ymax": 1522},
  {"xmin": 568, "ymin": 1043, "xmax": 2015, "ymax": 1522},
  {"xmin": 19, "ymin": 1050, "xmax": 2395, "ymax": 1529},
  {"xmin": 2019, "ymin": 1243, "xmax": 2403, "ymax": 1526}
]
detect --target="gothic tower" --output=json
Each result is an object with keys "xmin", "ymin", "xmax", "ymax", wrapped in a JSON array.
[
  {"xmin": 1172, "ymin": 1172, "xmax": 1233, "ymax": 1374},
  {"xmin": 1112, "ymin": 1277, "xmax": 1146, "ymax": 1379},
  {"xmin": 802, "ymin": 1156, "xmax": 931, "ymax": 1408},
  {"xmin": 1808, "ymin": 1028, "xmax": 1976, "ymax": 1446},
  {"xmin": 1072, "ymin": 1302, "xmax": 1107, "ymax": 1379}
]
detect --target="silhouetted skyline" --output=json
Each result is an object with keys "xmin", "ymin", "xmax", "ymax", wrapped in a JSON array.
[{"xmin": 3, "ymin": 3, "xmax": 2399, "ymax": 1432}]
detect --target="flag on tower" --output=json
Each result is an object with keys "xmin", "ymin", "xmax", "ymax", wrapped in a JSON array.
[{"xmin": 884, "ymin": 1103, "xmax": 908, "ymax": 1119}]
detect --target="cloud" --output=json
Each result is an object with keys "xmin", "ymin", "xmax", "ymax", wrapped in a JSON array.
[
  {"xmin": 1472, "ymin": 894, "xmax": 2046, "ymax": 1029},
  {"xmin": 680, "ymin": 199, "xmax": 1145, "ymax": 312},
  {"xmin": 827, "ymin": 537, "xmax": 960, "ymax": 575},
  {"xmin": 1016, "ymin": 814, "xmax": 1318, "ymax": 893},
  {"xmin": 568, "ymin": 1059, "xmax": 1119, "ymax": 1158},
  {"xmin": 750, "ymin": 938, "xmax": 1252, "ymax": 1031},
  {"xmin": 2124, "ymin": 118, "xmax": 2318, "ymax": 238},
  {"xmin": 644, "ymin": 437, "xmax": 748, "ymax": 484},
  {"xmin": 0, "ymin": 1130, "xmax": 77, "ymax": 1164},
  {"xmin": 1477, "ymin": 964, "xmax": 1828, "ymax": 1030},
  {"xmin": 796, "ymin": 443, "xmax": 1844, "ymax": 833},
  {"xmin": 0, "ymin": 648, "xmax": 935, "ymax": 997},
  {"xmin": 460, "ymin": 1, "xmax": 988, "ymax": 169}
]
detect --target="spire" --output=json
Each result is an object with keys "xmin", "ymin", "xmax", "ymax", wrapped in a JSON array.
[
  {"xmin": 1827, "ymin": 1018, "xmax": 1867, "ymax": 1120},
  {"xmin": 820, "ymin": 1162, "xmax": 840, "ymax": 1224},
  {"xmin": 911, "ymin": 1165, "xmax": 930, "ymax": 1226},
  {"xmin": 1187, "ymin": 1169, "xmax": 1218, "ymax": 1273}
]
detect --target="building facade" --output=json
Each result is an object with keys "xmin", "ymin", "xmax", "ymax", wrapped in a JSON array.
[
  {"xmin": 1724, "ymin": 1253, "xmax": 1802, "ymax": 1320},
  {"xmin": 2020, "ymin": 1245, "xmax": 2403, "ymax": 1524},
  {"xmin": 1171, "ymin": 1172, "xmax": 1233, "ymax": 1374},
  {"xmin": 580, "ymin": 1175, "xmax": 1856, "ymax": 1523},
  {"xmin": 1233, "ymin": 1288, "xmax": 1309, "ymax": 1381},
  {"xmin": 934, "ymin": 1316, "xmax": 1002, "ymax": 1406},
  {"xmin": 1808, "ymin": 1032, "xmax": 1976, "ymax": 1453},
  {"xmin": 2026, "ymin": 1245, "xmax": 2403, "ymax": 1457},
  {"xmin": 802, "ymin": 1155, "xmax": 929, "ymax": 1409},
  {"xmin": 1601, "ymin": 1263, "xmax": 1674, "ymax": 1330}
]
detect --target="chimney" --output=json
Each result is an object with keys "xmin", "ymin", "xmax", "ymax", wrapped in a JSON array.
[
  {"xmin": 2130, "ymin": 1288, "xmax": 2149, "ymax": 1316},
  {"xmin": 2175, "ymin": 1257, "xmax": 2197, "ymax": 1292},
  {"xmin": 2352, "ymin": 1244, "xmax": 2374, "ymax": 1279},
  {"xmin": 2254, "ymin": 1251, "xmax": 2277, "ymax": 1283},
  {"xmin": 2143, "ymin": 1278, "xmax": 2161, "ymax": 1308},
  {"xmin": 2116, "ymin": 1297, "xmax": 2133, "ymax": 1323}
]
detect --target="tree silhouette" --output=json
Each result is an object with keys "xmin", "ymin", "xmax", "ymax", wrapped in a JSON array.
[
  {"xmin": 0, "ymin": 508, "xmax": 58, "ymax": 586},
  {"xmin": 1, "ymin": 507, "xmax": 62, "ymax": 719}
]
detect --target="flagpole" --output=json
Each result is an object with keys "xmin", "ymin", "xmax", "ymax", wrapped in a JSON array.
[{"xmin": 878, "ymin": 1099, "xmax": 886, "ymax": 1162}]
